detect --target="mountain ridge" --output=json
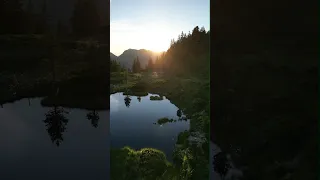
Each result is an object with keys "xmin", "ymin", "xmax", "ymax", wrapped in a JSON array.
[{"xmin": 110, "ymin": 49, "xmax": 164, "ymax": 69}]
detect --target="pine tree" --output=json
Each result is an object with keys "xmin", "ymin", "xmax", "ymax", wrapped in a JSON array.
[
  {"xmin": 132, "ymin": 59, "xmax": 136, "ymax": 73},
  {"xmin": 72, "ymin": 0, "xmax": 100, "ymax": 37},
  {"xmin": 147, "ymin": 57, "xmax": 153, "ymax": 72},
  {"xmin": 0, "ymin": 0, "xmax": 25, "ymax": 34},
  {"xmin": 26, "ymin": 0, "xmax": 35, "ymax": 34},
  {"xmin": 36, "ymin": 0, "xmax": 48, "ymax": 34},
  {"xmin": 135, "ymin": 56, "xmax": 141, "ymax": 72}
]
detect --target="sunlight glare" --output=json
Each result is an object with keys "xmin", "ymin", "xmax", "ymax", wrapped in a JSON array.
[
  {"xmin": 111, "ymin": 20, "xmax": 173, "ymax": 55},
  {"xmin": 134, "ymin": 23, "xmax": 171, "ymax": 53}
]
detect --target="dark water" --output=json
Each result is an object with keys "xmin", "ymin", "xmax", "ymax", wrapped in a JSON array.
[
  {"xmin": 110, "ymin": 92, "xmax": 189, "ymax": 160},
  {"xmin": 0, "ymin": 98, "xmax": 109, "ymax": 180}
]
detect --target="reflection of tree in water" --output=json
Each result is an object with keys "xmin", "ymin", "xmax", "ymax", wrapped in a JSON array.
[
  {"xmin": 124, "ymin": 95, "xmax": 131, "ymax": 107},
  {"xmin": 43, "ymin": 106, "xmax": 69, "ymax": 147},
  {"xmin": 177, "ymin": 109, "xmax": 188, "ymax": 121},
  {"xmin": 177, "ymin": 109, "xmax": 182, "ymax": 117},
  {"xmin": 213, "ymin": 152, "xmax": 231, "ymax": 179},
  {"xmin": 137, "ymin": 96, "xmax": 141, "ymax": 102},
  {"xmin": 87, "ymin": 110, "xmax": 100, "ymax": 128}
]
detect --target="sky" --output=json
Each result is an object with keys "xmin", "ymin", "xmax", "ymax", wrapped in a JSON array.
[{"xmin": 110, "ymin": 0, "xmax": 210, "ymax": 56}]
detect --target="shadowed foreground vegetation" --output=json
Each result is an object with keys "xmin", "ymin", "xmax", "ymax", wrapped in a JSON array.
[
  {"xmin": 0, "ymin": 0, "xmax": 109, "ymax": 110},
  {"xmin": 210, "ymin": 0, "xmax": 317, "ymax": 179},
  {"xmin": 0, "ymin": 35, "xmax": 109, "ymax": 110}
]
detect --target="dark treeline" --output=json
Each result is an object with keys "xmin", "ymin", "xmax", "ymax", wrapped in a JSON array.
[
  {"xmin": 0, "ymin": 0, "xmax": 28, "ymax": 34},
  {"xmin": 0, "ymin": 0, "xmax": 110, "ymax": 109},
  {"xmin": 0, "ymin": 0, "xmax": 106, "ymax": 39},
  {"xmin": 131, "ymin": 57, "xmax": 141, "ymax": 73},
  {"xmin": 110, "ymin": 59, "xmax": 124, "ymax": 72},
  {"xmin": 160, "ymin": 26, "xmax": 210, "ymax": 76},
  {"xmin": 111, "ymin": 26, "xmax": 210, "ymax": 76}
]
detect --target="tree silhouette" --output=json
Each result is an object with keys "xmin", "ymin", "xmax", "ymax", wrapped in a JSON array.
[
  {"xmin": 154, "ymin": 26, "xmax": 209, "ymax": 76},
  {"xmin": 177, "ymin": 109, "xmax": 182, "ymax": 118},
  {"xmin": 147, "ymin": 57, "xmax": 154, "ymax": 72},
  {"xmin": 43, "ymin": 106, "xmax": 69, "ymax": 147},
  {"xmin": 124, "ymin": 95, "xmax": 131, "ymax": 107},
  {"xmin": 136, "ymin": 57, "xmax": 141, "ymax": 72},
  {"xmin": 213, "ymin": 152, "xmax": 231, "ymax": 179},
  {"xmin": 35, "ymin": 0, "xmax": 48, "ymax": 34},
  {"xmin": 0, "ymin": 0, "xmax": 26, "ymax": 34},
  {"xmin": 110, "ymin": 59, "xmax": 123, "ymax": 72},
  {"xmin": 132, "ymin": 59, "xmax": 136, "ymax": 73},
  {"xmin": 71, "ymin": 0, "xmax": 100, "ymax": 37},
  {"xmin": 26, "ymin": 0, "xmax": 35, "ymax": 34},
  {"xmin": 132, "ymin": 56, "xmax": 141, "ymax": 73},
  {"xmin": 86, "ymin": 109, "xmax": 99, "ymax": 128}
]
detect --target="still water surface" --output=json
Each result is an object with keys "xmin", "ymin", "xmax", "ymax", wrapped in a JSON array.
[
  {"xmin": 0, "ymin": 98, "xmax": 109, "ymax": 180},
  {"xmin": 110, "ymin": 92, "xmax": 189, "ymax": 160}
]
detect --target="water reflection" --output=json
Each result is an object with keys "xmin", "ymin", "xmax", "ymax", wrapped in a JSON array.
[
  {"xmin": 0, "ymin": 97, "xmax": 109, "ymax": 180},
  {"xmin": 43, "ymin": 106, "xmax": 69, "ymax": 146},
  {"xmin": 177, "ymin": 109, "xmax": 182, "ymax": 118},
  {"xmin": 87, "ymin": 110, "xmax": 100, "ymax": 128},
  {"xmin": 110, "ymin": 92, "xmax": 190, "ymax": 160},
  {"xmin": 124, "ymin": 95, "xmax": 131, "ymax": 107}
]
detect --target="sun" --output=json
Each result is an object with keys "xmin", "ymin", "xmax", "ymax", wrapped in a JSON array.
[
  {"xmin": 146, "ymin": 34, "xmax": 170, "ymax": 53},
  {"xmin": 134, "ymin": 24, "xmax": 171, "ymax": 53}
]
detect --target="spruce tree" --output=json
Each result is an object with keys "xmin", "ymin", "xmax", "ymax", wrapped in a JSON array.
[
  {"xmin": 135, "ymin": 56, "xmax": 141, "ymax": 72},
  {"xmin": 72, "ymin": 0, "xmax": 100, "ymax": 37},
  {"xmin": 147, "ymin": 57, "xmax": 153, "ymax": 72},
  {"xmin": 132, "ymin": 59, "xmax": 136, "ymax": 73},
  {"xmin": 26, "ymin": 0, "xmax": 35, "ymax": 34}
]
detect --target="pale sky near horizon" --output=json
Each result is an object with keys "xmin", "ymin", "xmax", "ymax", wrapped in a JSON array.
[{"xmin": 111, "ymin": 0, "xmax": 210, "ymax": 56}]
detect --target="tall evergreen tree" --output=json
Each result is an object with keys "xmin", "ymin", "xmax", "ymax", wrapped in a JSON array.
[
  {"xmin": 35, "ymin": 0, "xmax": 48, "ymax": 34},
  {"xmin": 71, "ymin": 0, "xmax": 100, "ymax": 37},
  {"xmin": 132, "ymin": 59, "xmax": 136, "ymax": 73},
  {"xmin": 157, "ymin": 26, "xmax": 209, "ymax": 76},
  {"xmin": 147, "ymin": 57, "xmax": 154, "ymax": 72},
  {"xmin": 26, "ymin": 0, "xmax": 35, "ymax": 34},
  {"xmin": 0, "ymin": 0, "xmax": 26, "ymax": 34},
  {"xmin": 135, "ymin": 56, "xmax": 141, "ymax": 72},
  {"xmin": 131, "ymin": 56, "xmax": 141, "ymax": 73}
]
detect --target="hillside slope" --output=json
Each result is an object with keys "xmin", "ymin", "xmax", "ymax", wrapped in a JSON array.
[
  {"xmin": 110, "ymin": 52, "xmax": 117, "ymax": 61},
  {"xmin": 116, "ymin": 49, "xmax": 161, "ymax": 69}
]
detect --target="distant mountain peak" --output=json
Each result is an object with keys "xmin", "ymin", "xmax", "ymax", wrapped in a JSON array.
[
  {"xmin": 110, "ymin": 52, "xmax": 117, "ymax": 60},
  {"xmin": 114, "ymin": 48, "xmax": 160, "ymax": 69}
]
